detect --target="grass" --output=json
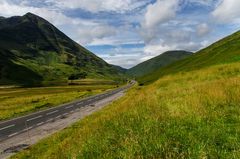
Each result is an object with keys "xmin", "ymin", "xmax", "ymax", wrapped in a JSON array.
[
  {"xmin": 0, "ymin": 80, "xmax": 119, "ymax": 121},
  {"xmin": 13, "ymin": 62, "xmax": 240, "ymax": 158},
  {"xmin": 68, "ymin": 79, "xmax": 118, "ymax": 85}
]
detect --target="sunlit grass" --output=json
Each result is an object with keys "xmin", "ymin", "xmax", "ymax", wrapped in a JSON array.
[
  {"xmin": 13, "ymin": 62, "xmax": 240, "ymax": 158},
  {"xmin": 0, "ymin": 82, "xmax": 118, "ymax": 121}
]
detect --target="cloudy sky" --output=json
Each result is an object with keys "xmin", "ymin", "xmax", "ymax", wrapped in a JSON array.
[{"xmin": 0, "ymin": 0, "xmax": 239, "ymax": 68}]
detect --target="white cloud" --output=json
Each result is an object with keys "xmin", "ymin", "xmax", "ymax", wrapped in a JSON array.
[
  {"xmin": 85, "ymin": 23, "xmax": 144, "ymax": 46},
  {"xmin": 212, "ymin": 0, "xmax": 240, "ymax": 23},
  {"xmin": 104, "ymin": 54, "xmax": 141, "ymax": 69},
  {"xmin": 138, "ymin": 0, "xmax": 215, "ymax": 59},
  {"xmin": 143, "ymin": 0, "xmax": 179, "ymax": 29},
  {"xmin": 101, "ymin": 47, "xmax": 144, "ymax": 68},
  {"xmin": 89, "ymin": 38, "xmax": 143, "ymax": 46},
  {"xmin": 186, "ymin": 0, "xmax": 216, "ymax": 6},
  {"xmin": 47, "ymin": 0, "xmax": 150, "ymax": 13},
  {"xmin": 144, "ymin": 42, "xmax": 173, "ymax": 57},
  {"xmin": 196, "ymin": 23, "xmax": 210, "ymax": 36},
  {"xmin": 76, "ymin": 25, "xmax": 117, "ymax": 45},
  {"xmin": 140, "ymin": 0, "xmax": 180, "ymax": 43},
  {"xmin": 0, "ymin": 0, "xmax": 90, "ymax": 26}
]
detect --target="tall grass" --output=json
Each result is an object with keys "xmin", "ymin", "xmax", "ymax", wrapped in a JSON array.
[{"xmin": 13, "ymin": 62, "xmax": 240, "ymax": 158}]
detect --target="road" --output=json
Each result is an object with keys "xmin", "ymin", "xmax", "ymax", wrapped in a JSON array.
[{"xmin": 0, "ymin": 83, "xmax": 133, "ymax": 142}]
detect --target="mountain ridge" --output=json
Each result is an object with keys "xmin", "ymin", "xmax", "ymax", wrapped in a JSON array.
[
  {"xmin": 0, "ymin": 13, "xmax": 126, "ymax": 86},
  {"xmin": 127, "ymin": 50, "xmax": 192, "ymax": 77}
]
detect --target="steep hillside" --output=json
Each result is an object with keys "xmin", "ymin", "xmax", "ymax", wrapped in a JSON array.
[
  {"xmin": 127, "ymin": 51, "xmax": 192, "ymax": 77},
  {"xmin": 0, "ymin": 13, "xmax": 125, "ymax": 86},
  {"xmin": 139, "ymin": 30, "xmax": 240, "ymax": 84}
]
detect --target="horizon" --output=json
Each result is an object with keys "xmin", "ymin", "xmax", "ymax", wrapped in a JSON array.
[{"xmin": 0, "ymin": 0, "xmax": 239, "ymax": 68}]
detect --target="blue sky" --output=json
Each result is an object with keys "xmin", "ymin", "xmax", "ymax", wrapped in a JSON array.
[{"xmin": 0, "ymin": 0, "xmax": 240, "ymax": 68}]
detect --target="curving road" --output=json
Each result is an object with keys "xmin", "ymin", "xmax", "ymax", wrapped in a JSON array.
[{"xmin": 0, "ymin": 83, "xmax": 134, "ymax": 142}]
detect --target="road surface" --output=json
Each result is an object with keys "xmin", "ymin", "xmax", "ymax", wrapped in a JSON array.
[{"xmin": 0, "ymin": 83, "xmax": 133, "ymax": 142}]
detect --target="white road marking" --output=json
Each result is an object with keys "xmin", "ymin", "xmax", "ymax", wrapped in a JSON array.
[
  {"xmin": 0, "ymin": 124, "xmax": 15, "ymax": 131},
  {"xmin": 55, "ymin": 115, "xmax": 61, "ymax": 119},
  {"xmin": 23, "ymin": 126, "xmax": 33, "ymax": 131},
  {"xmin": 36, "ymin": 122, "xmax": 44, "ymax": 126},
  {"xmin": 77, "ymin": 102, "xmax": 82, "ymax": 105},
  {"xmin": 63, "ymin": 113, "xmax": 69, "ymax": 116},
  {"xmin": 65, "ymin": 105, "xmax": 73, "ymax": 109},
  {"xmin": 26, "ymin": 115, "xmax": 42, "ymax": 122},
  {"xmin": 46, "ymin": 110, "xmax": 59, "ymax": 115},
  {"xmin": 8, "ymin": 132, "xmax": 19, "ymax": 137},
  {"xmin": 46, "ymin": 119, "xmax": 53, "ymax": 122}
]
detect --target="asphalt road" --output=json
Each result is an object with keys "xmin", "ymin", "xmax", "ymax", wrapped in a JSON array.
[{"xmin": 0, "ymin": 83, "xmax": 133, "ymax": 142}]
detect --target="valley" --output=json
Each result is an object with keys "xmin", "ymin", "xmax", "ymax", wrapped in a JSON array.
[
  {"xmin": 9, "ymin": 28, "xmax": 240, "ymax": 158},
  {"xmin": 0, "ymin": 2, "xmax": 240, "ymax": 158}
]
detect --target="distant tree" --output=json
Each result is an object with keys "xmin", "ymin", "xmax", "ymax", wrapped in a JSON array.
[
  {"xmin": 68, "ymin": 74, "xmax": 76, "ymax": 81},
  {"xmin": 68, "ymin": 72, "xmax": 88, "ymax": 84},
  {"xmin": 77, "ymin": 72, "xmax": 87, "ymax": 79}
]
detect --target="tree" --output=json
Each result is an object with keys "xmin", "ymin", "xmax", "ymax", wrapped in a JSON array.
[{"xmin": 68, "ymin": 72, "xmax": 88, "ymax": 84}]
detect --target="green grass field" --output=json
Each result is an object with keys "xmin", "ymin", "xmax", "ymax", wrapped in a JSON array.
[
  {"xmin": 0, "ymin": 80, "xmax": 119, "ymax": 121},
  {"xmin": 13, "ymin": 62, "xmax": 240, "ymax": 158}
]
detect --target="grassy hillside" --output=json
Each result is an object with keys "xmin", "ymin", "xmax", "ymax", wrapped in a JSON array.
[
  {"xmin": 0, "ymin": 13, "xmax": 126, "ymax": 86},
  {"xmin": 139, "ymin": 30, "xmax": 240, "ymax": 84},
  {"xmin": 13, "ymin": 62, "xmax": 240, "ymax": 159},
  {"xmin": 127, "ymin": 51, "xmax": 192, "ymax": 77}
]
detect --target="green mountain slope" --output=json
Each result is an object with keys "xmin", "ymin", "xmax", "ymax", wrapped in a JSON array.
[
  {"xmin": 0, "ymin": 13, "xmax": 126, "ymax": 86},
  {"xmin": 139, "ymin": 30, "xmax": 240, "ymax": 84},
  {"xmin": 127, "ymin": 51, "xmax": 192, "ymax": 77}
]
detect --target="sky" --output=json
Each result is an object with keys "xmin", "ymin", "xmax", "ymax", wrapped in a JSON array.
[{"xmin": 0, "ymin": 0, "xmax": 240, "ymax": 68}]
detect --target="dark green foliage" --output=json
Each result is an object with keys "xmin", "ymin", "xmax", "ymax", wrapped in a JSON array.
[
  {"xmin": 127, "ymin": 50, "xmax": 192, "ymax": 77},
  {"xmin": 68, "ymin": 72, "xmax": 87, "ymax": 80},
  {"xmin": 0, "ymin": 13, "xmax": 125, "ymax": 86},
  {"xmin": 0, "ymin": 49, "xmax": 43, "ymax": 85}
]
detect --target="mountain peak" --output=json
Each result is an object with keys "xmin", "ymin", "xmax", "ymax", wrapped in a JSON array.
[
  {"xmin": 0, "ymin": 13, "xmax": 125, "ymax": 85},
  {"xmin": 23, "ymin": 12, "xmax": 44, "ymax": 22},
  {"xmin": 24, "ymin": 12, "xmax": 38, "ymax": 17}
]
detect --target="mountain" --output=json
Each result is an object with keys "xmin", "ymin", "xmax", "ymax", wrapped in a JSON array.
[
  {"xmin": 139, "ymin": 30, "xmax": 240, "ymax": 84},
  {"xmin": 127, "ymin": 51, "xmax": 192, "ymax": 77},
  {"xmin": 0, "ymin": 13, "xmax": 125, "ymax": 86}
]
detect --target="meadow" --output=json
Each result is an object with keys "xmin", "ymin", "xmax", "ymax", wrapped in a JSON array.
[
  {"xmin": 13, "ymin": 62, "xmax": 240, "ymax": 158},
  {"xmin": 0, "ymin": 79, "xmax": 118, "ymax": 121}
]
